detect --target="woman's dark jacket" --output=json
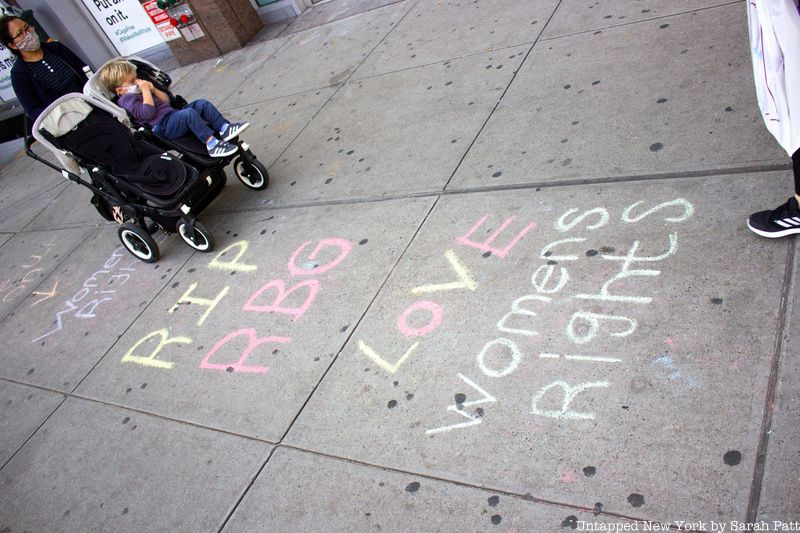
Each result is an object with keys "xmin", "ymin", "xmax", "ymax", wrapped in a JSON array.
[{"xmin": 10, "ymin": 41, "xmax": 88, "ymax": 122}]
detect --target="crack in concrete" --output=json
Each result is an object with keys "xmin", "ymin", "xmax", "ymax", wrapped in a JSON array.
[
  {"xmin": 440, "ymin": 0, "xmax": 564, "ymax": 192},
  {"xmin": 5, "ymin": 159, "xmax": 792, "ymax": 236},
  {"xmin": 746, "ymin": 236, "xmax": 797, "ymax": 522},
  {"xmin": 0, "ymin": 377, "xmax": 675, "ymax": 527},
  {"xmin": 538, "ymin": 0, "xmax": 745, "ymax": 43},
  {"xmin": 259, "ymin": 0, "xmax": 425, "ymax": 178}
]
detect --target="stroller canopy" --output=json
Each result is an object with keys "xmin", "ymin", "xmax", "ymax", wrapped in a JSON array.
[
  {"xmin": 84, "ymin": 55, "xmax": 173, "ymax": 106},
  {"xmin": 33, "ymin": 93, "xmax": 188, "ymax": 196}
]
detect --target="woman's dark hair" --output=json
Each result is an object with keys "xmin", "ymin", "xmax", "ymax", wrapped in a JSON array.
[{"xmin": 0, "ymin": 15, "xmax": 23, "ymax": 57}]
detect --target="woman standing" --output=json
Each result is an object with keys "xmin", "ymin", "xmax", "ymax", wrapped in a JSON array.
[
  {"xmin": 0, "ymin": 15, "xmax": 89, "ymax": 122},
  {"xmin": 746, "ymin": 1, "xmax": 800, "ymax": 238}
]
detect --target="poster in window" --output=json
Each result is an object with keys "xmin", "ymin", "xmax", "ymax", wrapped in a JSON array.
[{"xmin": 79, "ymin": 0, "xmax": 165, "ymax": 55}]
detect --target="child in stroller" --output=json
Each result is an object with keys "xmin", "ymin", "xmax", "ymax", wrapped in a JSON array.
[
  {"xmin": 85, "ymin": 56, "xmax": 269, "ymax": 191},
  {"xmin": 26, "ymin": 92, "xmax": 227, "ymax": 262},
  {"xmin": 98, "ymin": 59, "xmax": 248, "ymax": 159}
]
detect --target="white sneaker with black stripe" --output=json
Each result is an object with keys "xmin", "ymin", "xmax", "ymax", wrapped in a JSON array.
[{"xmin": 748, "ymin": 197, "xmax": 800, "ymax": 238}]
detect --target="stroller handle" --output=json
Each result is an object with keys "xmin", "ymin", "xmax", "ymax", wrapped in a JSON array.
[
  {"xmin": 24, "ymin": 133, "xmax": 35, "ymax": 153},
  {"xmin": 24, "ymin": 134, "xmax": 55, "ymax": 171},
  {"xmin": 25, "ymin": 130, "xmax": 85, "ymax": 184}
]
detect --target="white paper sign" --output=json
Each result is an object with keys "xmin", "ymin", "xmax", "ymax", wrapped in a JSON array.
[
  {"xmin": 0, "ymin": 42, "xmax": 15, "ymax": 102},
  {"xmin": 179, "ymin": 23, "xmax": 204, "ymax": 42},
  {"xmin": 155, "ymin": 21, "xmax": 181, "ymax": 41},
  {"xmin": 80, "ymin": 0, "xmax": 165, "ymax": 55}
]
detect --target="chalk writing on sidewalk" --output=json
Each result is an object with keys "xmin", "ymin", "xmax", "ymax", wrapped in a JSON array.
[
  {"xmin": 122, "ymin": 237, "xmax": 353, "ymax": 373},
  {"xmin": 32, "ymin": 243, "xmax": 143, "ymax": 343},
  {"xmin": 1, "ymin": 238, "xmax": 56, "ymax": 304},
  {"xmin": 358, "ymin": 215, "xmax": 531, "ymax": 375},
  {"xmin": 357, "ymin": 246, "xmax": 481, "ymax": 372},
  {"xmin": 348, "ymin": 201, "xmax": 692, "ymax": 434},
  {"xmin": 428, "ymin": 199, "xmax": 693, "ymax": 433}
]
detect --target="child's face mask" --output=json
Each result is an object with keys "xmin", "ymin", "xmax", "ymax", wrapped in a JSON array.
[{"xmin": 119, "ymin": 84, "xmax": 141, "ymax": 95}]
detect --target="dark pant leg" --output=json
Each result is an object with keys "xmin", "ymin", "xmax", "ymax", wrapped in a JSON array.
[
  {"xmin": 187, "ymin": 99, "xmax": 227, "ymax": 133},
  {"xmin": 793, "ymin": 148, "xmax": 800, "ymax": 195}
]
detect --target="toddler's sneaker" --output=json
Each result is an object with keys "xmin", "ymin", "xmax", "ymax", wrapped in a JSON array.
[
  {"xmin": 220, "ymin": 122, "xmax": 250, "ymax": 141},
  {"xmin": 748, "ymin": 197, "xmax": 800, "ymax": 238},
  {"xmin": 207, "ymin": 139, "xmax": 238, "ymax": 158}
]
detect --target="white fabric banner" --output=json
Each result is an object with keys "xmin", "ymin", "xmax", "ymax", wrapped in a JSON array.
[
  {"xmin": 80, "ymin": 0, "xmax": 165, "ymax": 55},
  {"xmin": 747, "ymin": 0, "xmax": 800, "ymax": 156},
  {"xmin": 0, "ymin": 43, "xmax": 15, "ymax": 102}
]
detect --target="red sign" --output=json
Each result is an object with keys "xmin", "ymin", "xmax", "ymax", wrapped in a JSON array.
[{"xmin": 143, "ymin": 0, "xmax": 169, "ymax": 25}]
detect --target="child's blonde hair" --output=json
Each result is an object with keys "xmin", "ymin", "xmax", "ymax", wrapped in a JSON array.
[{"xmin": 99, "ymin": 59, "xmax": 137, "ymax": 92}]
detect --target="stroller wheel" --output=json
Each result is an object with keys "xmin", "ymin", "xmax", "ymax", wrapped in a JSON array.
[
  {"xmin": 177, "ymin": 220, "xmax": 214, "ymax": 252},
  {"xmin": 233, "ymin": 156, "xmax": 269, "ymax": 190},
  {"xmin": 118, "ymin": 223, "xmax": 160, "ymax": 263}
]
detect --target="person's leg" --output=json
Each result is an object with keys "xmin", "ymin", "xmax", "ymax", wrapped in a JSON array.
[
  {"xmin": 157, "ymin": 108, "xmax": 215, "ymax": 142},
  {"xmin": 156, "ymin": 108, "xmax": 237, "ymax": 158},
  {"xmin": 187, "ymin": 99, "xmax": 227, "ymax": 133},
  {"xmin": 187, "ymin": 99, "xmax": 250, "ymax": 141},
  {"xmin": 793, "ymin": 148, "xmax": 800, "ymax": 205},
  {"xmin": 747, "ymin": 148, "xmax": 800, "ymax": 238}
]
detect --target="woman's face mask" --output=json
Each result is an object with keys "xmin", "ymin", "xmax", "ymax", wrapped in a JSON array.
[{"xmin": 15, "ymin": 28, "xmax": 40, "ymax": 52}]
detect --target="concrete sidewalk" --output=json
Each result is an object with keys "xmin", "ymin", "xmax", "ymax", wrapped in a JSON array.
[{"xmin": 1, "ymin": 0, "xmax": 798, "ymax": 531}]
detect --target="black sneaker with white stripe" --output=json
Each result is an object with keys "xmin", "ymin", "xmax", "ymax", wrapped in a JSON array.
[
  {"xmin": 748, "ymin": 197, "xmax": 800, "ymax": 238},
  {"xmin": 220, "ymin": 122, "xmax": 250, "ymax": 142},
  {"xmin": 207, "ymin": 140, "xmax": 238, "ymax": 158}
]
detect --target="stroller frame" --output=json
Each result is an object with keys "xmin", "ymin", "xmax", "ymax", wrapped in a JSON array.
[
  {"xmin": 26, "ymin": 93, "xmax": 226, "ymax": 262},
  {"xmin": 86, "ymin": 56, "xmax": 269, "ymax": 192}
]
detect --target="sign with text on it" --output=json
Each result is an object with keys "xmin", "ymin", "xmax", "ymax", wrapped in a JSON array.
[
  {"xmin": 0, "ymin": 42, "xmax": 15, "ymax": 102},
  {"xmin": 155, "ymin": 21, "xmax": 181, "ymax": 41},
  {"xmin": 80, "ymin": 0, "xmax": 165, "ymax": 55},
  {"xmin": 143, "ymin": 0, "xmax": 181, "ymax": 41},
  {"xmin": 179, "ymin": 23, "xmax": 204, "ymax": 42}
]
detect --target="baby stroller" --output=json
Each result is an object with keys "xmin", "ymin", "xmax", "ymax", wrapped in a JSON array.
[
  {"xmin": 26, "ymin": 93, "xmax": 225, "ymax": 263},
  {"xmin": 84, "ymin": 56, "xmax": 269, "ymax": 191}
]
